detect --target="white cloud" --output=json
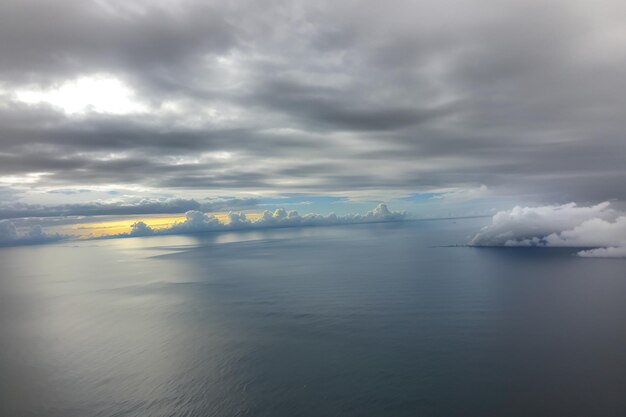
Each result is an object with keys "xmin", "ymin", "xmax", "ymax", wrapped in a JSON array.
[
  {"xmin": 578, "ymin": 246, "xmax": 626, "ymax": 258},
  {"xmin": 545, "ymin": 216, "xmax": 626, "ymax": 248},
  {"xmin": 470, "ymin": 202, "xmax": 626, "ymax": 258},
  {"xmin": 120, "ymin": 203, "xmax": 407, "ymax": 238}
]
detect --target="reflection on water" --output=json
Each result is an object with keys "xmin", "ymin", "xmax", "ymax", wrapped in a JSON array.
[{"xmin": 1, "ymin": 219, "xmax": 625, "ymax": 417}]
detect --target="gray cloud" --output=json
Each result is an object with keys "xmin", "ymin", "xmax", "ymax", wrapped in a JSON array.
[
  {"xmin": 0, "ymin": 0, "xmax": 238, "ymax": 89},
  {"xmin": 246, "ymin": 79, "xmax": 451, "ymax": 131},
  {"xmin": 0, "ymin": 0, "xmax": 625, "ymax": 202}
]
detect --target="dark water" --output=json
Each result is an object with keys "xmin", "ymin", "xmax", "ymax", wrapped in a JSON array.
[{"xmin": 1, "ymin": 219, "xmax": 626, "ymax": 417}]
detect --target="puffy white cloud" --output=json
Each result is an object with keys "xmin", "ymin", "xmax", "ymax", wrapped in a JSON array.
[
  {"xmin": 545, "ymin": 216, "xmax": 626, "ymax": 248},
  {"xmin": 167, "ymin": 211, "xmax": 222, "ymax": 233},
  {"xmin": 0, "ymin": 219, "xmax": 66, "ymax": 246},
  {"xmin": 233, "ymin": 203, "xmax": 406, "ymax": 229},
  {"xmin": 129, "ymin": 221, "xmax": 154, "ymax": 237},
  {"xmin": 226, "ymin": 211, "xmax": 250, "ymax": 228},
  {"xmin": 119, "ymin": 203, "xmax": 407, "ymax": 238},
  {"xmin": 470, "ymin": 202, "xmax": 626, "ymax": 258}
]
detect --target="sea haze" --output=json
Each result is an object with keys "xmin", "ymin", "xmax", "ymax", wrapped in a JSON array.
[{"xmin": 1, "ymin": 219, "xmax": 625, "ymax": 417}]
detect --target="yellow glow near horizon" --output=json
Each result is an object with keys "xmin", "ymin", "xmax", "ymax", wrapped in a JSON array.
[{"xmin": 46, "ymin": 212, "xmax": 262, "ymax": 239}]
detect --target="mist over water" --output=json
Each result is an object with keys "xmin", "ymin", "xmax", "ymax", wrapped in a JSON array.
[{"xmin": 1, "ymin": 219, "xmax": 626, "ymax": 417}]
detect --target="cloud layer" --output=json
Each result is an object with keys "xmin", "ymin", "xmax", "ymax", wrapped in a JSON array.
[
  {"xmin": 0, "ymin": 220, "xmax": 67, "ymax": 246},
  {"xmin": 1, "ymin": 0, "xmax": 625, "ymax": 203},
  {"xmin": 126, "ymin": 203, "xmax": 407, "ymax": 237},
  {"xmin": 470, "ymin": 202, "xmax": 626, "ymax": 258},
  {"xmin": 0, "ymin": 197, "xmax": 258, "ymax": 219}
]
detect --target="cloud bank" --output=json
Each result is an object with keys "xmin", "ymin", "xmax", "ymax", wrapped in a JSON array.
[
  {"xmin": 0, "ymin": 197, "xmax": 258, "ymax": 220},
  {"xmin": 126, "ymin": 203, "xmax": 407, "ymax": 237},
  {"xmin": 0, "ymin": 220, "xmax": 67, "ymax": 246},
  {"xmin": 1, "ymin": 0, "xmax": 626, "ymax": 203},
  {"xmin": 470, "ymin": 202, "xmax": 626, "ymax": 258}
]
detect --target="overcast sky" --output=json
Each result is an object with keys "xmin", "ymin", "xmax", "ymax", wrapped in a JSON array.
[{"xmin": 1, "ymin": 0, "xmax": 625, "ymax": 219}]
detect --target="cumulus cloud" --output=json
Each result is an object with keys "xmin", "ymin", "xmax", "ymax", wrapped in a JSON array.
[
  {"xmin": 129, "ymin": 221, "xmax": 154, "ymax": 237},
  {"xmin": 118, "ymin": 204, "xmax": 407, "ymax": 238},
  {"xmin": 470, "ymin": 202, "xmax": 626, "ymax": 258},
  {"xmin": 0, "ymin": 219, "xmax": 67, "ymax": 246}
]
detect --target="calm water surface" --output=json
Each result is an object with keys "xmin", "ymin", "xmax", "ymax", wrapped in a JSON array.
[{"xmin": 1, "ymin": 219, "xmax": 625, "ymax": 416}]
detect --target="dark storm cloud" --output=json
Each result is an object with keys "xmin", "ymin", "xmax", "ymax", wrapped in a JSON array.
[{"xmin": 1, "ymin": 0, "xmax": 625, "ymax": 204}]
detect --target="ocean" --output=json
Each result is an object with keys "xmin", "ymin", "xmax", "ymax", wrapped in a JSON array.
[{"xmin": 1, "ymin": 218, "xmax": 625, "ymax": 416}]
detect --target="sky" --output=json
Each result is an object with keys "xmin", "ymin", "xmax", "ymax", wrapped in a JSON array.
[{"xmin": 1, "ymin": 0, "xmax": 626, "ymax": 249}]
